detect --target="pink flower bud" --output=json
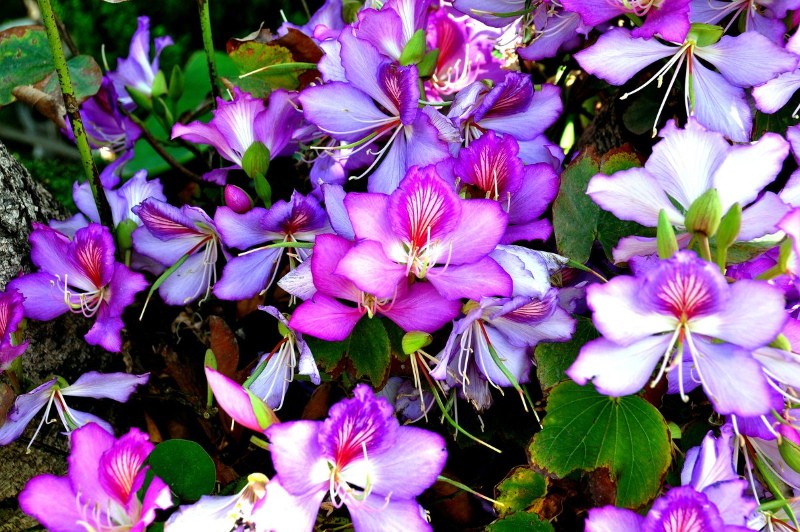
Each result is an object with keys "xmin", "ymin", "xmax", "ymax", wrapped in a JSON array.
[{"xmin": 224, "ymin": 184, "xmax": 254, "ymax": 214}]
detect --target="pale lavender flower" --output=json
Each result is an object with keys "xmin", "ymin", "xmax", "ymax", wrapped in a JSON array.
[
  {"xmin": 354, "ymin": 0, "xmax": 432, "ymax": 61},
  {"xmin": 108, "ymin": 16, "xmax": 173, "ymax": 110},
  {"xmin": 690, "ymin": 0, "xmax": 800, "ymax": 43},
  {"xmin": 253, "ymin": 384, "xmax": 447, "ymax": 531},
  {"xmin": 0, "ymin": 371, "xmax": 148, "ymax": 446},
  {"xmin": 19, "ymin": 422, "xmax": 172, "ymax": 531},
  {"xmin": 586, "ymin": 119, "xmax": 789, "ymax": 263},
  {"xmin": 0, "ymin": 289, "xmax": 28, "ymax": 369},
  {"xmin": 564, "ymin": 0, "xmax": 691, "ymax": 41},
  {"xmin": 8, "ymin": 223, "xmax": 147, "ymax": 352},
  {"xmin": 567, "ymin": 251, "xmax": 787, "ymax": 416}
]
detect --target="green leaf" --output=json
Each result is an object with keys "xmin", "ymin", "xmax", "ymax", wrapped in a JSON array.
[
  {"xmin": 35, "ymin": 55, "xmax": 102, "ymax": 103},
  {"xmin": 495, "ymin": 466, "xmax": 547, "ymax": 517},
  {"xmin": 147, "ymin": 439, "xmax": 216, "ymax": 502},
  {"xmin": 304, "ymin": 336, "xmax": 348, "ymax": 372},
  {"xmin": 399, "ymin": 29, "xmax": 427, "ymax": 66},
  {"xmin": 349, "ymin": 317, "xmax": 391, "ymax": 386},
  {"xmin": 552, "ymin": 151, "xmax": 601, "ymax": 264},
  {"xmin": 528, "ymin": 381, "xmax": 671, "ymax": 508},
  {"xmin": 486, "ymin": 512, "xmax": 554, "ymax": 532},
  {"xmin": 229, "ymin": 42, "xmax": 301, "ymax": 98},
  {"xmin": 176, "ymin": 51, "xmax": 238, "ymax": 115},
  {"xmin": 535, "ymin": 317, "xmax": 597, "ymax": 391}
]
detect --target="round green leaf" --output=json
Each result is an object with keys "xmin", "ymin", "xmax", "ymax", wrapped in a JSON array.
[
  {"xmin": 147, "ymin": 439, "xmax": 216, "ymax": 502},
  {"xmin": 495, "ymin": 466, "xmax": 547, "ymax": 517},
  {"xmin": 528, "ymin": 381, "xmax": 671, "ymax": 508}
]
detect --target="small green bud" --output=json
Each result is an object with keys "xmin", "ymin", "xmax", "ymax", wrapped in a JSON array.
[
  {"xmin": 402, "ymin": 332, "xmax": 433, "ymax": 355},
  {"xmin": 778, "ymin": 427, "xmax": 800, "ymax": 474},
  {"xmin": 685, "ymin": 188, "xmax": 723, "ymax": 237},
  {"xmin": 399, "ymin": 29, "xmax": 427, "ymax": 66},
  {"xmin": 242, "ymin": 141, "xmax": 271, "ymax": 180},
  {"xmin": 716, "ymin": 203, "xmax": 741, "ymax": 251},
  {"xmin": 657, "ymin": 209, "xmax": 679, "ymax": 259},
  {"xmin": 114, "ymin": 219, "xmax": 138, "ymax": 252},
  {"xmin": 151, "ymin": 70, "xmax": 168, "ymax": 98},
  {"xmin": 204, "ymin": 349, "xmax": 218, "ymax": 371},
  {"xmin": 687, "ymin": 23, "xmax": 724, "ymax": 47},
  {"xmin": 168, "ymin": 65, "xmax": 184, "ymax": 102}
]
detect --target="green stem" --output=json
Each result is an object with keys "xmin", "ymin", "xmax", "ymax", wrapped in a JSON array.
[
  {"xmin": 197, "ymin": 0, "xmax": 221, "ymax": 104},
  {"xmin": 38, "ymin": 0, "xmax": 113, "ymax": 228},
  {"xmin": 697, "ymin": 234, "xmax": 713, "ymax": 263}
]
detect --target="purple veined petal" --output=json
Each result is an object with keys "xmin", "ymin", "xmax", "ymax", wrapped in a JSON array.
[
  {"xmin": 214, "ymin": 206, "xmax": 275, "ymax": 250},
  {"xmin": 518, "ymin": 11, "xmax": 583, "ymax": 62},
  {"xmin": 96, "ymin": 427, "xmax": 153, "ymax": 505},
  {"xmin": 690, "ymin": 60, "xmax": 752, "ymax": 143},
  {"xmin": 200, "ymin": 89, "xmax": 264, "ymax": 164},
  {"xmin": 427, "ymin": 257, "xmax": 513, "ymax": 300},
  {"xmin": 289, "ymin": 294, "xmax": 364, "ymax": 341},
  {"xmin": 339, "ymin": 30, "xmax": 402, "ymax": 115},
  {"xmin": 691, "ymin": 279, "xmax": 786, "ymax": 349},
  {"xmin": 213, "ymin": 247, "xmax": 284, "ymax": 301},
  {"xmin": 455, "ymin": 130, "xmax": 524, "ymax": 194},
  {"xmin": 737, "ymin": 192, "xmax": 789, "ymax": 240},
  {"xmin": 65, "ymin": 223, "xmax": 117, "ymax": 293},
  {"xmin": 508, "ymin": 163, "xmax": 559, "ymax": 223},
  {"xmin": 713, "ymin": 132, "xmax": 788, "ymax": 209},
  {"xmin": 646, "ymin": 119, "xmax": 727, "ymax": 210},
  {"xmin": 472, "ymin": 322, "xmax": 532, "ymax": 387},
  {"xmin": 298, "ymin": 82, "xmax": 393, "ymax": 141},
  {"xmin": 202, "ymin": 166, "xmax": 235, "ymax": 185},
  {"xmin": 7, "ymin": 273, "xmax": 69, "ymax": 321},
  {"xmin": 64, "ymin": 409, "xmax": 114, "ymax": 435},
  {"xmin": 104, "ymin": 262, "xmax": 148, "ymax": 318},
  {"xmin": 365, "ymin": 127, "xmax": 409, "ymax": 194},
  {"xmin": 335, "ymin": 240, "xmax": 406, "ymax": 299},
  {"xmin": 157, "ymin": 252, "xmax": 215, "ymax": 305},
  {"xmin": 633, "ymin": 0, "xmax": 691, "ymax": 42},
  {"xmin": 516, "ymin": 135, "xmax": 565, "ymax": 168},
  {"xmin": 682, "ymin": 425, "xmax": 738, "ymax": 491},
  {"xmin": 612, "ymin": 233, "xmax": 691, "ymax": 264},
  {"xmin": 452, "ymin": 0, "xmax": 527, "ymax": 27},
  {"xmin": 255, "ymin": 89, "xmax": 302, "ymax": 157},
  {"xmin": 574, "ymin": 28, "xmax": 677, "ymax": 86},
  {"xmin": 585, "ymin": 505, "xmax": 644, "ymax": 532},
  {"xmin": 61, "ymin": 371, "xmax": 149, "ymax": 402},
  {"xmin": 444, "ymin": 199, "xmax": 508, "ymax": 264},
  {"xmin": 0, "ymin": 289, "xmax": 28, "ymax": 367},
  {"xmin": 111, "ymin": 170, "xmax": 166, "ymax": 226},
  {"xmin": 205, "ymin": 367, "xmax": 269, "ymax": 432},
  {"xmin": 587, "ymin": 276, "xmax": 676, "ymax": 345},
  {"xmin": 355, "ymin": 8, "xmax": 405, "ymax": 59},
  {"xmin": 83, "ymin": 312, "xmax": 124, "ymax": 353},
  {"xmin": 322, "ymin": 184, "xmax": 354, "ymax": 239},
  {"xmin": 689, "ymin": 0, "xmax": 730, "ymax": 25},
  {"xmin": 277, "ymin": 260, "xmax": 317, "ymax": 301},
  {"xmin": 248, "ymin": 351, "xmax": 294, "ymax": 410},
  {"xmin": 265, "ymin": 420, "xmax": 330, "ymax": 495},
  {"xmin": 685, "ymin": 336, "xmax": 773, "ymax": 416},
  {"xmin": 587, "ymin": 168, "xmax": 683, "ymax": 228},
  {"xmin": 403, "ymin": 110, "xmax": 452, "ymax": 170},
  {"xmin": 566, "ymin": 335, "xmax": 673, "ymax": 397},
  {"xmin": 171, "ymin": 120, "xmax": 245, "ymax": 166},
  {"xmin": 309, "ymin": 234, "xmax": 360, "ymax": 301},
  {"xmin": 702, "ymin": 479, "xmax": 756, "ymax": 528},
  {"xmin": 381, "ymin": 281, "xmax": 461, "ymax": 333},
  {"xmin": 695, "ymin": 32, "xmax": 798, "ymax": 88},
  {"xmin": 378, "ymin": 63, "xmax": 421, "ymax": 126},
  {"xmin": 643, "ymin": 486, "xmax": 726, "ymax": 532},
  {"xmin": 492, "ymin": 303, "xmax": 576, "ymax": 347},
  {"xmin": 561, "ymin": 0, "xmax": 622, "ymax": 26},
  {"xmin": 478, "ymin": 83, "xmax": 563, "ymax": 142},
  {"xmin": 0, "ymin": 379, "xmax": 54, "ymax": 445},
  {"xmin": 67, "ymin": 422, "xmax": 117, "ymax": 510},
  {"xmin": 18, "ymin": 474, "xmax": 84, "ymax": 530},
  {"xmin": 132, "ymin": 204, "xmax": 206, "ymax": 263},
  {"xmin": 28, "ymin": 223, "xmax": 72, "ymax": 276},
  {"xmin": 250, "ymin": 479, "xmax": 325, "ymax": 532},
  {"xmin": 348, "ymin": 494, "xmax": 433, "ymax": 532},
  {"xmin": 753, "ymin": 69, "xmax": 800, "ymax": 114},
  {"xmin": 753, "ymin": 346, "xmax": 800, "ymax": 387}
]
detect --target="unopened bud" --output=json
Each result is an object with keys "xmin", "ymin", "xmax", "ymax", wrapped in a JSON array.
[
  {"xmin": 778, "ymin": 423, "xmax": 800, "ymax": 474},
  {"xmin": 685, "ymin": 189, "xmax": 722, "ymax": 237},
  {"xmin": 224, "ymin": 184, "xmax": 254, "ymax": 214},
  {"xmin": 402, "ymin": 332, "xmax": 433, "ymax": 355}
]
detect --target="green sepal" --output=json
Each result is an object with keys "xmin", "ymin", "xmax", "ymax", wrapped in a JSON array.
[
  {"xmin": 778, "ymin": 237, "xmax": 794, "ymax": 272},
  {"xmin": 657, "ymin": 209, "xmax": 679, "ymax": 259},
  {"xmin": 768, "ymin": 333, "xmax": 792, "ymax": 352},
  {"xmin": 417, "ymin": 48, "xmax": 440, "ymax": 77},
  {"xmin": 125, "ymin": 85, "xmax": 152, "ymax": 111},
  {"xmin": 248, "ymin": 390, "xmax": 278, "ymax": 430},
  {"xmin": 399, "ymin": 29, "xmax": 427, "ymax": 66},
  {"xmin": 687, "ymin": 23, "xmax": 724, "ymax": 47},
  {"xmin": 152, "ymin": 96, "xmax": 174, "ymax": 126},
  {"xmin": 204, "ymin": 350, "xmax": 217, "ymax": 408},
  {"xmin": 168, "ymin": 64, "xmax": 184, "ymax": 102},
  {"xmin": 277, "ymin": 320, "xmax": 291, "ymax": 338},
  {"xmin": 401, "ymin": 332, "xmax": 432, "ymax": 355},
  {"xmin": 114, "ymin": 219, "xmax": 138, "ymax": 252},
  {"xmin": 685, "ymin": 188, "xmax": 722, "ymax": 237},
  {"xmin": 151, "ymin": 70, "xmax": 168, "ymax": 98},
  {"xmin": 779, "ymin": 436, "xmax": 800, "ymax": 474},
  {"xmin": 242, "ymin": 141, "xmax": 271, "ymax": 180},
  {"xmin": 715, "ymin": 202, "xmax": 741, "ymax": 270},
  {"xmin": 253, "ymin": 172, "xmax": 272, "ymax": 208}
]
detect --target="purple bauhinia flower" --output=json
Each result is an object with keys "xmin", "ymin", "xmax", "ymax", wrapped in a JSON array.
[
  {"xmin": 253, "ymin": 384, "xmax": 447, "ymax": 531},
  {"xmin": 213, "ymin": 191, "xmax": 331, "ymax": 301},
  {"xmin": 438, "ymin": 130, "xmax": 559, "ymax": 243},
  {"xmin": 107, "ymin": 16, "xmax": 173, "ymax": 110},
  {"xmin": 0, "ymin": 289, "xmax": 28, "ymax": 369},
  {"xmin": 586, "ymin": 424, "xmax": 755, "ymax": 531},
  {"xmin": 19, "ymin": 422, "xmax": 172, "ymax": 531},
  {"xmin": 690, "ymin": 0, "xmax": 800, "ymax": 43},
  {"xmin": 337, "ymin": 165, "xmax": 512, "ymax": 301},
  {"xmin": 451, "ymin": 0, "xmax": 526, "ymax": 28},
  {"xmin": 288, "ymin": 233, "xmax": 462, "ymax": 341},
  {"xmin": 298, "ymin": 30, "xmax": 452, "ymax": 193},
  {"xmin": 0, "ymin": 371, "xmax": 148, "ymax": 446},
  {"xmin": 563, "ymin": 0, "xmax": 691, "ymax": 42},
  {"xmin": 132, "ymin": 198, "xmax": 223, "ymax": 305},
  {"xmin": 575, "ymin": 25, "xmax": 797, "ymax": 140},
  {"xmin": 586, "ymin": 118, "xmax": 789, "ymax": 263},
  {"xmin": 354, "ymin": 0, "xmax": 432, "ymax": 61},
  {"xmin": 567, "ymin": 251, "xmax": 787, "ymax": 416},
  {"xmin": 447, "ymin": 72, "xmax": 563, "ymax": 166},
  {"xmin": 517, "ymin": 3, "xmax": 586, "ymax": 62},
  {"xmin": 8, "ymin": 223, "xmax": 147, "ymax": 352},
  {"xmin": 172, "ymin": 88, "xmax": 301, "ymax": 184}
]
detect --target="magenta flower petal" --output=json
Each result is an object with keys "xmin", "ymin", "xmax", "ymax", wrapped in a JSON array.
[
  {"xmin": 427, "ymin": 257, "xmax": 512, "ymax": 300},
  {"xmin": 205, "ymin": 367, "xmax": 268, "ymax": 432},
  {"xmin": 67, "ymin": 422, "xmax": 117, "ymax": 509},
  {"xmin": 335, "ymin": 240, "xmax": 407, "ymax": 299},
  {"xmin": 18, "ymin": 475, "xmax": 84, "ymax": 531},
  {"xmin": 7, "ymin": 272, "xmax": 68, "ymax": 321},
  {"xmin": 381, "ymin": 282, "xmax": 461, "ymax": 333},
  {"xmin": 289, "ymin": 294, "xmax": 364, "ymax": 341},
  {"xmin": 214, "ymin": 248, "xmax": 284, "ymax": 300},
  {"xmin": 348, "ymin": 495, "xmax": 432, "ymax": 532},
  {"xmin": 309, "ymin": 234, "xmax": 361, "ymax": 301},
  {"xmin": 585, "ymin": 505, "xmax": 644, "ymax": 532},
  {"xmin": 266, "ymin": 420, "xmax": 329, "ymax": 494}
]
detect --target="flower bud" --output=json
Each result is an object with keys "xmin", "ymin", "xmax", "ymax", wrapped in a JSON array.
[
  {"xmin": 224, "ymin": 184, "xmax": 254, "ymax": 214},
  {"xmin": 685, "ymin": 188, "xmax": 722, "ymax": 237},
  {"xmin": 402, "ymin": 332, "xmax": 433, "ymax": 355},
  {"xmin": 778, "ymin": 423, "xmax": 800, "ymax": 474}
]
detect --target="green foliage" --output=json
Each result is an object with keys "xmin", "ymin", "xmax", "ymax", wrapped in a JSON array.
[
  {"xmin": 528, "ymin": 381, "xmax": 672, "ymax": 508},
  {"xmin": 495, "ymin": 467, "xmax": 547, "ymax": 517},
  {"xmin": 147, "ymin": 439, "xmax": 216, "ymax": 502},
  {"xmin": 486, "ymin": 512, "xmax": 554, "ymax": 532},
  {"xmin": 228, "ymin": 42, "xmax": 304, "ymax": 98},
  {"xmin": 535, "ymin": 317, "xmax": 598, "ymax": 391}
]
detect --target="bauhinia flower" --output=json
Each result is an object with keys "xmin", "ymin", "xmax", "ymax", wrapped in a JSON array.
[
  {"xmin": 19, "ymin": 422, "xmax": 172, "ymax": 531},
  {"xmin": 0, "ymin": 289, "xmax": 29, "ymax": 369},
  {"xmin": 586, "ymin": 119, "xmax": 789, "ymax": 263},
  {"xmin": 0, "ymin": 371, "xmax": 149, "ymax": 446},
  {"xmin": 132, "ymin": 198, "xmax": 223, "ymax": 305},
  {"xmin": 253, "ymin": 384, "xmax": 447, "ymax": 531},
  {"xmin": 585, "ymin": 424, "xmax": 755, "ymax": 531},
  {"xmin": 566, "ymin": 251, "xmax": 787, "ymax": 416},
  {"xmin": 562, "ymin": 0, "xmax": 691, "ymax": 42},
  {"xmin": 8, "ymin": 223, "xmax": 148, "ymax": 352}
]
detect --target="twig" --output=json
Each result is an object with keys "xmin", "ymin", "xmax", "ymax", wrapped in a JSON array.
[{"xmin": 197, "ymin": 0, "xmax": 221, "ymax": 105}]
